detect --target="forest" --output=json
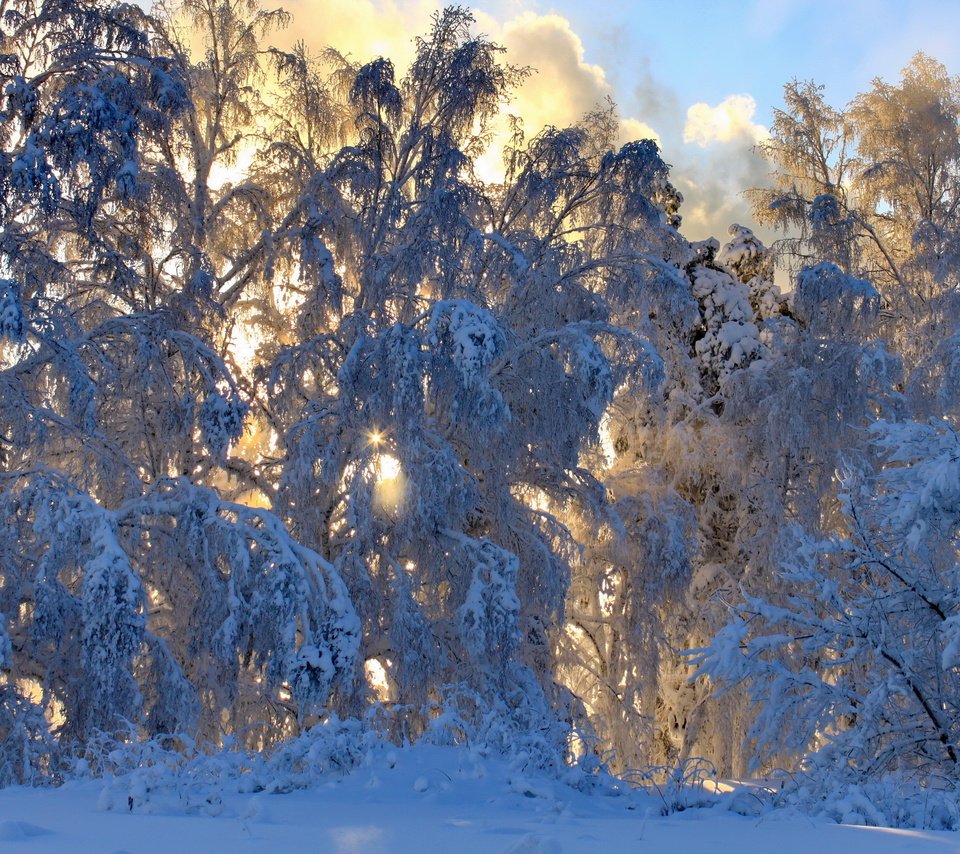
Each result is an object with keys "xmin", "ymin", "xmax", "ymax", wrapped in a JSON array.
[{"xmin": 1, "ymin": 0, "xmax": 959, "ymax": 831}]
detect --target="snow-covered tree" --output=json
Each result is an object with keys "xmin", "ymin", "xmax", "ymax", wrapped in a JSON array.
[
  {"xmin": 687, "ymin": 56, "xmax": 960, "ymax": 794},
  {"xmin": 257, "ymin": 12, "xmax": 687, "ymax": 758},
  {"xmin": 0, "ymin": 0, "xmax": 357, "ymax": 779},
  {"xmin": 751, "ymin": 55, "xmax": 960, "ymax": 375},
  {"xmin": 695, "ymin": 417, "xmax": 960, "ymax": 783}
]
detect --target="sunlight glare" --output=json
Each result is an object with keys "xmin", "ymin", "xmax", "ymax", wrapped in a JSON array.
[
  {"xmin": 372, "ymin": 450, "xmax": 405, "ymax": 512},
  {"xmin": 377, "ymin": 453, "xmax": 401, "ymax": 481},
  {"xmin": 364, "ymin": 658, "xmax": 394, "ymax": 702}
]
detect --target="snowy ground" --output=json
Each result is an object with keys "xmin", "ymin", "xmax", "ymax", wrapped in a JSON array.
[{"xmin": 1, "ymin": 745, "xmax": 958, "ymax": 853}]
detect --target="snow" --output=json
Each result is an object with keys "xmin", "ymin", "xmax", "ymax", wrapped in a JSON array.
[
  {"xmin": 0, "ymin": 745, "xmax": 956, "ymax": 853},
  {"xmin": 0, "ymin": 279, "xmax": 24, "ymax": 342},
  {"xmin": 427, "ymin": 300, "xmax": 506, "ymax": 384}
]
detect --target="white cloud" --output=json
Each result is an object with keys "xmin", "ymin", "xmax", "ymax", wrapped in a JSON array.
[
  {"xmin": 495, "ymin": 12, "xmax": 610, "ymax": 133},
  {"xmin": 276, "ymin": 0, "xmax": 436, "ymax": 70},
  {"xmin": 671, "ymin": 94, "xmax": 772, "ymax": 245},
  {"xmin": 474, "ymin": 11, "xmax": 659, "ymax": 143},
  {"xmin": 671, "ymin": 139, "xmax": 774, "ymax": 247},
  {"xmin": 683, "ymin": 94, "xmax": 768, "ymax": 147},
  {"xmin": 470, "ymin": 10, "xmax": 660, "ymax": 181},
  {"xmin": 619, "ymin": 117, "xmax": 660, "ymax": 145}
]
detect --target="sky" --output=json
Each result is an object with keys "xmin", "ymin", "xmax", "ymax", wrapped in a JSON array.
[{"xmin": 215, "ymin": 0, "xmax": 960, "ymax": 245}]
